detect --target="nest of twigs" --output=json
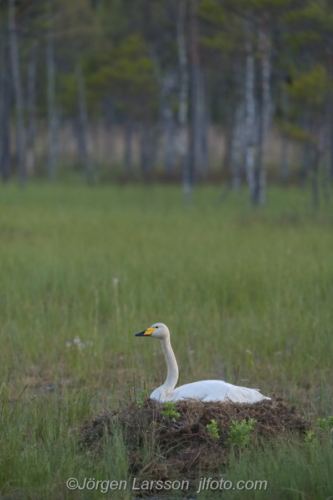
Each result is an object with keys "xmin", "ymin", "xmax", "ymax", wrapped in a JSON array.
[{"xmin": 80, "ymin": 396, "xmax": 313, "ymax": 488}]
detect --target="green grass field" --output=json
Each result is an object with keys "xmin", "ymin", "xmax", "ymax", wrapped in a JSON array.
[{"xmin": 0, "ymin": 184, "xmax": 332, "ymax": 499}]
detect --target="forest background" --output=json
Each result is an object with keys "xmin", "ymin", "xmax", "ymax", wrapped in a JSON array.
[{"xmin": 1, "ymin": 0, "xmax": 333, "ymax": 207}]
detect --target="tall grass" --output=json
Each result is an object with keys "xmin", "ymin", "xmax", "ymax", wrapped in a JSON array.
[
  {"xmin": 0, "ymin": 183, "xmax": 332, "ymax": 498},
  {"xmin": 220, "ymin": 435, "xmax": 333, "ymax": 500}
]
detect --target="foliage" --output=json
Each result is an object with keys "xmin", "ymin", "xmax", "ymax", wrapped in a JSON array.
[
  {"xmin": 304, "ymin": 429, "xmax": 316, "ymax": 443},
  {"xmin": 304, "ymin": 416, "xmax": 333, "ymax": 443},
  {"xmin": 136, "ymin": 389, "xmax": 149, "ymax": 408},
  {"xmin": 287, "ymin": 66, "xmax": 331, "ymax": 108},
  {"xmin": 227, "ymin": 418, "xmax": 257, "ymax": 446},
  {"xmin": 161, "ymin": 402, "xmax": 181, "ymax": 422},
  {"xmin": 88, "ymin": 34, "xmax": 158, "ymax": 110},
  {"xmin": 206, "ymin": 419, "xmax": 220, "ymax": 439},
  {"xmin": 316, "ymin": 416, "xmax": 333, "ymax": 431}
]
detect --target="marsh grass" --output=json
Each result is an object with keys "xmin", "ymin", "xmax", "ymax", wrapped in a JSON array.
[
  {"xmin": 221, "ymin": 435, "xmax": 333, "ymax": 500},
  {"xmin": 0, "ymin": 183, "xmax": 332, "ymax": 498}
]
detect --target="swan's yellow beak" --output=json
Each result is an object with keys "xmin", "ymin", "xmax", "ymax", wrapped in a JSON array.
[{"xmin": 135, "ymin": 327, "xmax": 156, "ymax": 337}]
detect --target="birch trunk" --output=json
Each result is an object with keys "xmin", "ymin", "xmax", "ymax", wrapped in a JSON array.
[
  {"xmin": 330, "ymin": 120, "xmax": 333, "ymax": 180},
  {"xmin": 230, "ymin": 103, "xmax": 244, "ymax": 192},
  {"xmin": 46, "ymin": 2, "xmax": 58, "ymax": 180},
  {"xmin": 252, "ymin": 22, "xmax": 271, "ymax": 206},
  {"xmin": 198, "ymin": 67, "xmax": 208, "ymax": 176},
  {"xmin": 124, "ymin": 115, "xmax": 133, "ymax": 176},
  {"xmin": 9, "ymin": 0, "xmax": 26, "ymax": 186},
  {"xmin": 280, "ymin": 135, "xmax": 289, "ymax": 183},
  {"xmin": 244, "ymin": 19, "xmax": 255, "ymax": 196},
  {"xmin": 254, "ymin": 95, "xmax": 264, "ymax": 205},
  {"xmin": 27, "ymin": 40, "xmax": 38, "ymax": 175},
  {"xmin": 0, "ymin": 16, "xmax": 4, "ymax": 180},
  {"xmin": 0, "ymin": 17, "xmax": 11, "ymax": 182},
  {"xmin": 177, "ymin": 0, "xmax": 190, "ymax": 202},
  {"xmin": 301, "ymin": 141, "xmax": 310, "ymax": 185},
  {"xmin": 223, "ymin": 96, "xmax": 233, "ymax": 172},
  {"xmin": 76, "ymin": 63, "xmax": 95, "ymax": 184},
  {"xmin": 164, "ymin": 104, "xmax": 175, "ymax": 176},
  {"xmin": 280, "ymin": 87, "xmax": 289, "ymax": 182},
  {"xmin": 161, "ymin": 73, "xmax": 175, "ymax": 177},
  {"xmin": 102, "ymin": 99, "xmax": 115, "ymax": 161},
  {"xmin": 328, "ymin": 63, "xmax": 333, "ymax": 180},
  {"xmin": 140, "ymin": 118, "xmax": 151, "ymax": 180},
  {"xmin": 311, "ymin": 145, "xmax": 320, "ymax": 210},
  {"xmin": 0, "ymin": 71, "xmax": 11, "ymax": 182},
  {"xmin": 322, "ymin": 134, "xmax": 330, "ymax": 203},
  {"xmin": 301, "ymin": 114, "xmax": 310, "ymax": 185},
  {"xmin": 188, "ymin": 0, "xmax": 199, "ymax": 186}
]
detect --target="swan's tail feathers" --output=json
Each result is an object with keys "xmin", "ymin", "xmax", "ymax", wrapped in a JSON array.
[{"xmin": 226, "ymin": 386, "xmax": 271, "ymax": 403}]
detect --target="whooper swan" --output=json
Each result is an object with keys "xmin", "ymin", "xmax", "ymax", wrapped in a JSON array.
[{"xmin": 135, "ymin": 323, "xmax": 270, "ymax": 403}]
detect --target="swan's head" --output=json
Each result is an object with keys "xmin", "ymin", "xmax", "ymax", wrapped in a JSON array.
[{"xmin": 135, "ymin": 322, "xmax": 170, "ymax": 340}]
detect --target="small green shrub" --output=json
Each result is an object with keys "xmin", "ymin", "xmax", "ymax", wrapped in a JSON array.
[
  {"xmin": 316, "ymin": 416, "xmax": 333, "ymax": 431},
  {"xmin": 206, "ymin": 419, "xmax": 220, "ymax": 439},
  {"xmin": 227, "ymin": 418, "xmax": 257, "ymax": 446},
  {"xmin": 161, "ymin": 402, "xmax": 180, "ymax": 422},
  {"xmin": 136, "ymin": 389, "xmax": 149, "ymax": 408},
  {"xmin": 304, "ymin": 429, "xmax": 316, "ymax": 443},
  {"xmin": 304, "ymin": 416, "xmax": 333, "ymax": 443}
]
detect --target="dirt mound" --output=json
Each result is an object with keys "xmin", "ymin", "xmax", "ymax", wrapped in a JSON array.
[{"xmin": 80, "ymin": 396, "xmax": 313, "ymax": 488}]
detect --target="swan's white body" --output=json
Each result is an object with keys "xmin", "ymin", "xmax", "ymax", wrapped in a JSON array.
[{"xmin": 135, "ymin": 323, "xmax": 270, "ymax": 403}]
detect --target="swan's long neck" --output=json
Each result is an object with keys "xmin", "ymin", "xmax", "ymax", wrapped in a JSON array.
[{"xmin": 160, "ymin": 336, "xmax": 179, "ymax": 397}]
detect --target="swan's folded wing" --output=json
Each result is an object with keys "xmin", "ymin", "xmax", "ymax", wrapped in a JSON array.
[{"xmin": 226, "ymin": 386, "xmax": 270, "ymax": 403}]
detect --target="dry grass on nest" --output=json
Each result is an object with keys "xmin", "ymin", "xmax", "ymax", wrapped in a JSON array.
[{"xmin": 80, "ymin": 396, "xmax": 313, "ymax": 485}]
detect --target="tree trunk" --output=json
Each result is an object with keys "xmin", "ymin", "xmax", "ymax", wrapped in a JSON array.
[
  {"xmin": 27, "ymin": 40, "xmax": 38, "ymax": 175},
  {"xmin": 160, "ymin": 73, "xmax": 175, "ymax": 177},
  {"xmin": 9, "ymin": 0, "xmax": 26, "ymax": 186},
  {"xmin": 322, "ymin": 151, "xmax": 330, "ymax": 203},
  {"xmin": 102, "ymin": 99, "xmax": 115, "ymax": 161},
  {"xmin": 280, "ymin": 134, "xmax": 289, "ymax": 183},
  {"xmin": 0, "ymin": 73, "xmax": 11, "ymax": 182},
  {"xmin": 223, "ymin": 95, "xmax": 233, "ymax": 173},
  {"xmin": 231, "ymin": 103, "xmax": 244, "ymax": 192},
  {"xmin": 244, "ymin": 19, "xmax": 255, "ymax": 197},
  {"xmin": 177, "ymin": 0, "xmax": 190, "ymax": 202},
  {"xmin": 0, "ymin": 15, "xmax": 11, "ymax": 182},
  {"xmin": 149, "ymin": 124, "xmax": 159, "ymax": 174},
  {"xmin": 280, "ymin": 87, "xmax": 289, "ymax": 182},
  {"xmin": 198, "ymin": 67, "xmax": 208, "ymax": 177},
  {"xmin": 188, "ymin": 0, "xmax": 200, "ymax": 186},
  {"xmin": 140, "ymin": 119, "xmax": 151, "ymax": 181},
  {"xmin": 76, "ymin": 63, "xmax": 95, "ymax": 184},
  {"xmin": 164, "ymin": 105, "xmax": 175, "ymax": 177},
  {"xmin": 46, "ymin": 1, "xmax": 58, "ymax": 180},
  {"xmin": 300, "ymin": 114, "xmax": 310, "ymax": 185},
  {"xmin": 328, "ymin": 62, "xmax": 333, "ymax": 181},
  {"xmin": 330, "ymin": 120, "xmax": 333, "ymax": 180},
  {"xmin": 252, "ymin": 22, "xmax": 271, "ymax": 206},
  {"xmin": 320, "ymin": 113, "xmax": 330, "ymax": 202},
  {"xmin": 124, "ymin": 115, "xmax": 133, "ymax": 176},
  {"xmin": 311, "ymin": 146, "xmax": 320, "ymax": 211},
  {"xmin": 253, "ymin": 94, "xmax": 264, "ymax": 205},
  {"xmin": 301, "ymin": 141, "xmax": 310, "ymax": 185}
]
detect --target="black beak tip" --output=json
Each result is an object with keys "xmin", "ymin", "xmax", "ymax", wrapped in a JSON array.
[{"xmin": 135, "ymin": 331, "xmax": 145, "ymax": 337}]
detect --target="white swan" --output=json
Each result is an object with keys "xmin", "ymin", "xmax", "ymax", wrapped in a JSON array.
[{"xmin": 135, "ymin": 323, "xmax": 270, "ymax": 403}]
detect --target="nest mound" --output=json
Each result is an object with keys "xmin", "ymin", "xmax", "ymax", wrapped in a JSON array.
[{"xmin": 80, "ymin": 396, "xmax": 313, "ymax": 486}]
